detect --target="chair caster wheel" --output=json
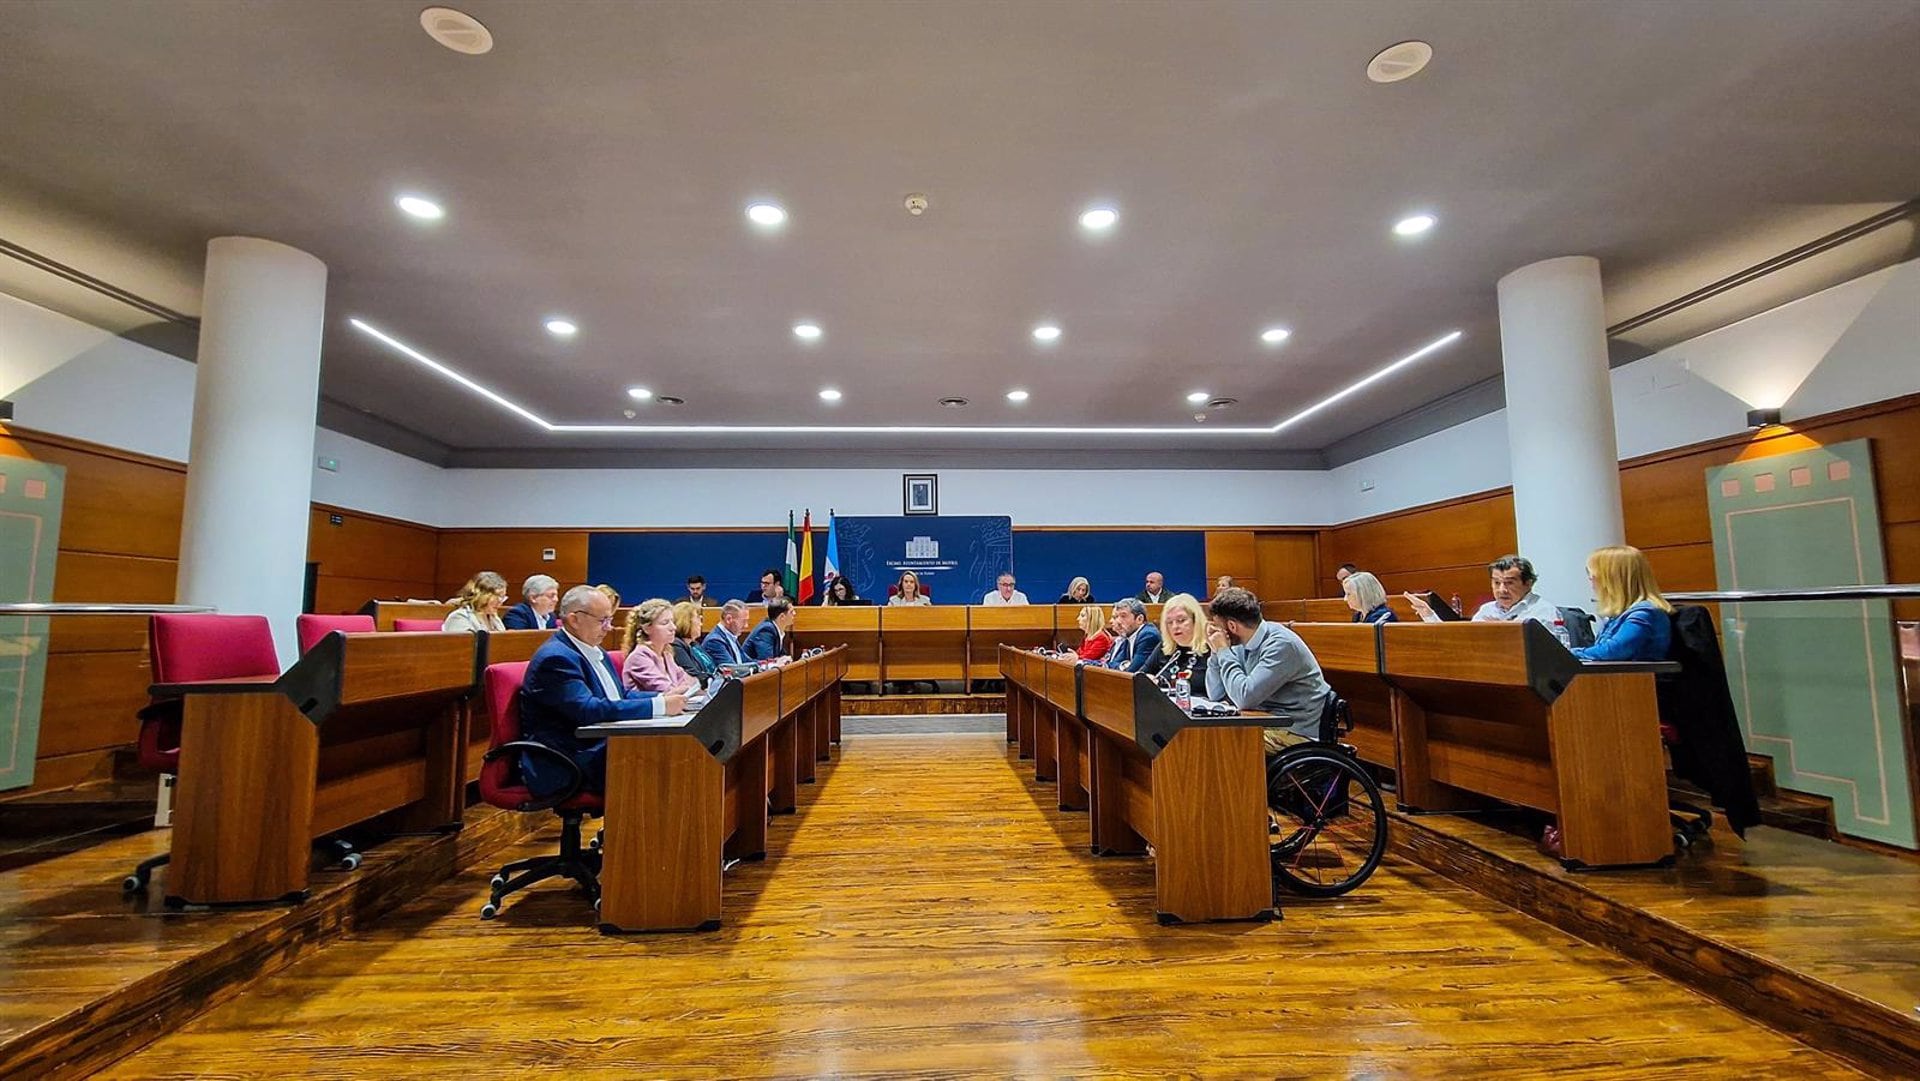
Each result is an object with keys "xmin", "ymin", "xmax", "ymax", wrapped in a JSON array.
[
  {"xmin": 122, "ymin": 874, "xmax": 145, "ymax": 893},
  {"xmin": 590, "ymin": 834, "xmax": 603, "ymax": 851},
  {"xmin": 593, "ymin": 898, "xmax": 601, "ymax": 914},
  {"xmin": 480, "ymin": 902, "xmax": 499, "ymax": 920},
  {"xmin": 490, "ymin": 874, "xmax": 507, "ymax": 890},
  {"xmin": 340, "ymin": 853, "xmax": 363, "ymax": 871}
]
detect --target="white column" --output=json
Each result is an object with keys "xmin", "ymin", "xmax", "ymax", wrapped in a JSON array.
[
  {"xmin": 1496, "ymin": 256, "xmax": 1624, "ymax": 607},
  {"xmin": 177, "ymin": 238, "xmax": 328, "ymax": 666}
]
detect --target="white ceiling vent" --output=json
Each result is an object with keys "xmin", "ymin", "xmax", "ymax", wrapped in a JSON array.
[
  {"xmin": 1366, "ymin": 40, "xmax": 1432, "ymax": 84},
  {"xmin": 420, "ymin": 7, "xmax": 494, "ymax": 56}
]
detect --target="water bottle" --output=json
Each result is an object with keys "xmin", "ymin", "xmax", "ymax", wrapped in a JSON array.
[
  {"xmin": 1173, "ymin": 670, "xmax": 1191, "ymax": 712},
  {"xmin": 1449, "ymin": 592, "xmax": 1463, "ymax": 616}
]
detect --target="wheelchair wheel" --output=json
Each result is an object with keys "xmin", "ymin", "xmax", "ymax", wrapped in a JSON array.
[{"xmin": 1267, "ymin": 747, "xmax": 1388, "ymax": 897}]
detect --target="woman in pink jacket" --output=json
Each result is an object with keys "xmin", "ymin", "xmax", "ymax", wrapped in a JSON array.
[{"xmin": 622, "ymin": 598, "xmax": 704, "ymax": 696}]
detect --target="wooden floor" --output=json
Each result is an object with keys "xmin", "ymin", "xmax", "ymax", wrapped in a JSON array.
[{"xmin": 93, "ymin": 734, "xmax": 1858, "ymax": 1079}]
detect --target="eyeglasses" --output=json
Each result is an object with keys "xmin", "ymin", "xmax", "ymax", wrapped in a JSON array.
[{"xmin": 567, "ymin": 612, "xmax": 615, "ymax": 627}]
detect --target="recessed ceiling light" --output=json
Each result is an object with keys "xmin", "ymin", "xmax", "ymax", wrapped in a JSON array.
[
  {"xmin": 1079, "ymin": 206, "xmax": 1118, "ymax": 231},
  {"xmin": 747, "ymin": 202, "xmax": 787, "ymax": 227},
  {"xmin": 1186, "ymin": 391, "xmax": 1210, "ymax": 404},
  {"xmin": 818, "ymin": 387, "xmax": 843, "ymax": 402},
  {"xmin": 395, "ymin": 195, "xmax": 444, "ymax": 221},
  {"xmin": 420, "ymin": 7, "xmax": 494, "ymax": 55},
  {"xmin": 545, "ymin": 318, "xmax": 577, "ymax": 338},
  {"xmin": 1260, "ymin": 326, "xmax": 1292, "ymax": 345},
  {"xmin": 1006, "ymin": 389, "xmax": 1030, "ymax": 403},
  {"xmin": 627, "ymin": 386, "xmax": 653, "ymax": 401},
  {"xmin": 1031, "ymin": 324, "xmax": 1062, "ymax": 343},
  {"xmin": 792, "ymin": 322, "xmax": 822, "ymax": 340},
  {"xmin": 1393, "ymin": 213, "xmax": 1437, "ymax": 237},
  {"xmin": 1367, "ymin": 40, "xmax": 1433, "ymax": 84}
]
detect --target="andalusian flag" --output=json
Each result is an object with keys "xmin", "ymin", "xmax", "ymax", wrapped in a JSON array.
[
  {"xmin": 782, "ymin": 511, "xmax": 799, "ymax": 598},
  {"xmin": 797, "ymin": 510, "xmax": 816, "ymax": 603}
]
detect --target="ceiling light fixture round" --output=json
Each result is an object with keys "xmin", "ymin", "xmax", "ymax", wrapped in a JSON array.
[
  {"xmin": 1260, "ymin": 326, "xmax": 1292, "ymax": 345},
  {"xmin": 1367, "ymin": 40, "xmax": 1433, "ymax": 83},
  {"xmin": 1393, "ymin": 213, "xmax": 1437, "ymax": 237},
  {"xmin": 419, "ymin": 7, "xmax": 494, "ymax": 56},
  {"xmin": 939, "ymin": 396, "xmax": 969, "ymax": 408},
  {"xmin": 1006, "ymin": 389, "xmax": 1031, "ymax": 403},
  {"xmin": 746, "ymin": 202, "xmax": 787, "ymax": 227},
  {"xmin": 544, "ymin": 318, "xmax": 577, "ymax": 337},
  {"xmin": 626, "ymin": 386, "xmax": 653, "ymax": 401},
  {"xmin": 792, "ymin": 322, "xmax": 822, "ymax": 340},
  {"xmin": 1079, "ymin": 206, "xmax": 1118, "ymax": 231},
  {"xmin": 1186, "ymin": 390, "xmax": 1210, "ymax": 404},
  {"xmin": 1031, "ymin": 324, "xmax": 1062, "ymax": 343},
  {"xmin": 395, "ymin": 194, "xmax": 444, "ymax": 221},
  {"xmin": 818, "ymin": 387, "xmax": 843, "ymax": 403}
]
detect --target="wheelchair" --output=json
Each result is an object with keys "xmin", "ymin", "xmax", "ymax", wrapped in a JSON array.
[{"xmin": 1265, "ymin": 693, "xmax": 1388, "ymax": 897}]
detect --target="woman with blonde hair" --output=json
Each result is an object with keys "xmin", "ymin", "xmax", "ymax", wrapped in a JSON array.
[
  {"xmin": 623, "ymin": 598, "xmax": 703, "ymax": 696},
  {"xmin": 1573, "ymin": 545, "xmax": 1673, "ymax": 661},
  {"xmin": 888, "ymin": 570, "xmax": 931, "ymax": 606},
  {"xmin": 1342, "ymin": 571, "xmax": 1396, "ymax": 624},
  {"xmin": 442, "ymin": 571, "xmax": 509, "ymax": 633},
  {"xmin": 669, "ymin": 600, "xmax": 719, "ymax": 685},
  {"xmin": 1056, "ymin": 576, "xmax": 1094, "ymax": 605},
  {"xmin": 1074, "ymin": 604, "xmax": 1113, "ymax": 661},
  {"xmin": 1154, "ymin": 592, "xmax": 1212, "ymax": 696}
]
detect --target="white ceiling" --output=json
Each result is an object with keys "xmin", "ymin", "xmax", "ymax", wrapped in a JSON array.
[{"xmin": 2, "ymin": 0, "xmax": 1917, "ymax": 465}]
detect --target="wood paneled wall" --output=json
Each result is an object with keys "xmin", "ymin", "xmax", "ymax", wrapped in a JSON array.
[
  {"xmin": 0, "ymin": 429, "xmax": 452, "ymax": 799},
  {"xmin": 1321, "ymin": 392, "xmax": 1920, "ymax": 619},
  {"xmin": 433, "ymin": 530, "xmax": 589, "ymax": 603}
]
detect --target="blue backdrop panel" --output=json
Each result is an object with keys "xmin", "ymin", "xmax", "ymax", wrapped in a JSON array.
[
  {"xmin": 587, "ymin": 532, "xmax": 792, "ymax": 605},
  {"xmin": 1014, "ymin": 530, "xmax": 1207, "ymax": 604},
  {"xmin": 832, "ymin": 516, "xmax": 1011, "ymax": 603}
]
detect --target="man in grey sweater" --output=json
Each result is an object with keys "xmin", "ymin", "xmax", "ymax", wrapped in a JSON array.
[{"xmin": 1204, "ymin": 587, "xmax": 1332, "ymax": 754}]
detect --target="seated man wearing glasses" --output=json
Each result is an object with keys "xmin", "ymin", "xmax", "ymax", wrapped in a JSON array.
[{"xmin": 518, "ymin": 584, "xmax": 690, "ymax": 798}]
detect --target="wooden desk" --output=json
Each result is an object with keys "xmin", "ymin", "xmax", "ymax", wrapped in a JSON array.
[
  {"xmin": 589, "ymin": 647, "xmax": 845, "ymax": 933},
  {"xmin": 879, "ymin": 606, "xmax": 968, "ymax": 685},
  {"xmin": 700, "ymin": 605, "xmax": 767, "ymax": 635},
  {"xmin": 1289, "ymin": 623, "xmax": 1396, "ymax": 771},
  {"xmin": 482, "ymin": 628, "xmax": 551, "ymax": 665},
  {"xmin": 359, "ymin": 600, "xmax": 455, "ymax": 632},
  {"xmin": 163, "ymin": 631, "xmax": 477, "ymax": 906},
  {"xmin": 1001, "ymin": 646, "xmax": 1273, "ymax": 924},
  {"xmin": 791, "ymin": 607, "xmax": 880, "ymax": 681},
  {"xmin": 1380, "ymin": 621, "xmax": 1673, "ymax": 869},
  {"xmin": 967, "ymin": 607, "xmax": 1054, "ymax": 684}
]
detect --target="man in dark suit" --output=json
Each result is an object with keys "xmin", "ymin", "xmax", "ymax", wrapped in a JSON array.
[
  {"xmin": 517, "ymin": 585, "xmax": 688, "ymax": 797},
  {"xmin": 701, "ymin": 599, "xmax": 753, "ymax": 669},
  {"xmin": 743, "ymin": 597, "xmax": 795, "ymax": 665},
  {"xmin": 1134, "ymin": 571, "xmax": 1168, "ymax": 605},
  {"xmin": 676, "ymin": 574, "xmax": 719, "ymax": 607},
  {"xmin": 1103, "ymin": 597, "xmax": 1162, "ymax": 674},
  {"xmin": 502, "ymin": 574, "xmax": 560, "ymax": 630},
  {"xmin": 749, "ymin": 568, "xmax": 786, "ymax": 604}
]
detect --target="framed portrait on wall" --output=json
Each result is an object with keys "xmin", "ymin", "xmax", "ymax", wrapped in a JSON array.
[{"xmin": 903, "ymin": 473, "xmax": 938, "ymax": 516}]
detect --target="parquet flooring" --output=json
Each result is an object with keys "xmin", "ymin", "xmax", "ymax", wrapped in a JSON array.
[{"xmin": 98, "ymin": 734, "xmax": 1860, "ymax": 1079}]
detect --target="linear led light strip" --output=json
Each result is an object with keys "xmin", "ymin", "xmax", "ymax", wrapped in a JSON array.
[{"xmin": 349, "ymin": 318, "xmax": 1461, "ymax": 437}]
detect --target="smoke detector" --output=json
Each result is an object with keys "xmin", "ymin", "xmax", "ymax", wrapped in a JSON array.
[
  {"xmin": 421, "ymin": 7, "xmax": 494, "ymax": 55},
  {"xmin": 904, "ymin": 193, "xmax": 930, "ymax": 216},
  {"xmin": 1367, "ymin": 40, "xmax": 1432, "ymax": 83}
]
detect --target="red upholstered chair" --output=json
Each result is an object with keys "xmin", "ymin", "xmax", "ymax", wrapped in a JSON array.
[
  {"xmin": 392, "ymin": 618, "xmax": 446, "ymax": 632},
  {"xmin": 477, "ymin": 661, "xmax": 604, "ymax": 920},
  {"xmin": 296, "ymin": 613, "xmax": 376, "ymax": 654},
  {"xmin": 122, "ymin": 614, "xmax": 282, "ymax": 892}
]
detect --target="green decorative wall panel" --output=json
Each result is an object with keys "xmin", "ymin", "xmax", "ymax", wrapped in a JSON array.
[
  {"xmin": 1707, "ymin": 438, "xmax": 1915, "ymax": 848},
  {"xmin": 0, "ymin": 457, "xmax": 64, "ymax": 791}
]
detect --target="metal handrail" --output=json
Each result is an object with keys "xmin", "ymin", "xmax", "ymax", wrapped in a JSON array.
[
  {"xmin": 0, "ymin": 603, "xmax": 216, "ymax": 616},
  {"xmin": 1666, "ymin": 585, "xmax": 1920, "ymax": 603}
]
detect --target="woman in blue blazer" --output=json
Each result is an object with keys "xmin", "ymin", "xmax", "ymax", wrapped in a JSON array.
[
  {"xmin": 1572, "ymin": 546, "xmax": 1672, "ymax": 661},
  {"xmin": 1342, "ymin": 571, "xmax": 1397, "ymax": 624}
]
